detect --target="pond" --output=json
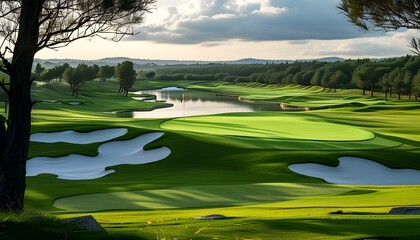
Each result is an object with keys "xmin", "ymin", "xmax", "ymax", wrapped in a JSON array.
[{"xmin": 126, "ymin": 87, "xmax": 282, "ymax": 119}]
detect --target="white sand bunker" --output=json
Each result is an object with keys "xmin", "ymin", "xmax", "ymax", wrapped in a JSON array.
[
  {"xmin": 27, "ymin": 132, "xmax": 171, "ymax": 180},
  {"xmin": 289, "ymin": 157, "xmax": 420, "ymax": 185},
  {"xmin": 67, "ymin": 101, "xmax": 82, "ymax": 105},
  {"xmin": 158, "ymin": 87, "xmax": 186, "ymax": 91},
  {"xmin": 30, "ymin": 128, "xmax": 128, "ymax": 144}
]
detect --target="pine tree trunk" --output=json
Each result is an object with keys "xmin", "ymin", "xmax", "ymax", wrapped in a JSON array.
[
  {"xmin": 4, "ymin": 96, "xmax": 7, "ymax": 114},
  {"xmin": 0, "ymin": 76, "xmax": 32, "ymax": 211},
  {"xmin": 0, "ymin": 0, "xmax": 40, "ymax": 212}
]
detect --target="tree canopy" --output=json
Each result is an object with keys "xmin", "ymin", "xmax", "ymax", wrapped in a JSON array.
[
  {"xmin": 339, "ymin": 0, "xmax": 420, "ymax": 53},
  {"xmin": 115, "ymin": 61, "xmax": 136, "ymax": 96}
]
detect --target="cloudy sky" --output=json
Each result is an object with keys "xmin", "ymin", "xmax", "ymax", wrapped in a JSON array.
[{"xmin": 37, "ymin": 0, "xmax": 416, "ymax": 60}]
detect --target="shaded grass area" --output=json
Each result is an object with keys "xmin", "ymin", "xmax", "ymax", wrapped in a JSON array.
[
  {"xmin": 53, "ymin": 183, "xmax": 348, "ymax": 212},
  {"xmin": 0, "ymin": 211, "xmax": 143, "ymax": 240}
]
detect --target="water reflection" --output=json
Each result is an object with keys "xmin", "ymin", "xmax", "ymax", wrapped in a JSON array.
[{"xmin": 127, "ymin": 87, "xmax": 281, "ymax": 119}]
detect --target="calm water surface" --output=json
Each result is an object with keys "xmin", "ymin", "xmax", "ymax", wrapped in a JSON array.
[{"xmin": 127, "ymin": 87, "xmax": 281, "ymax": 119}]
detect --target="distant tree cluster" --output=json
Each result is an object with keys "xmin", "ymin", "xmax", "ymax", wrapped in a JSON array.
[
  {"xmin": 33, "ymin": 61, "xmax": 138, "ymax": 97},
  {"xmin": 98, "ymin": 65, "xmax": 116, "ymax": 80},
  {"xmin": 32, "ymin": 63, "xmax": 70, "ymax": 83},
  {"xmin": 157, "ymin": 64, "xmax": 270, "ymax": 76},
  {"xmin": 62, "ymin": 64, "xmax": 99, "ymax": 97},
  {"xmin": 32, "ymin": 56, "xmax": 420, "ymax": 101},
  {"xmin": 155, "ymin": 56, "xmax": 420, "ymax": 101}
]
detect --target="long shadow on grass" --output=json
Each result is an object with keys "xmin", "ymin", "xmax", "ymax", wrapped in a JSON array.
[{"xmin": 0, "ymin": 218, "xmax": 144, "ymax": 240}]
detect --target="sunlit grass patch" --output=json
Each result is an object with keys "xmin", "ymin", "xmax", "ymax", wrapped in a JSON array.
[
  {"xmin": 57, "ymin": 203, "xmax": 420, "ymax": 240},
  {"xmin": 161, "ymin": 113, "xmax": 375, "ymax": 141},
  {"xmin": 53, "ymin": 183, "xmax": 348, "ymax": 212}
]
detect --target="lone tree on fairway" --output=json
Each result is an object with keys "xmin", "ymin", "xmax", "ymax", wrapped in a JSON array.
[
  {"xmin": 116, "ymin": 61, "xmax": 136, "ymax": 96},
  {"xmin": 0, "ymin": 0, "xmax": 155, "ymax": 212},
  {"xmin": 339, "ymin": 0, "xmax": 420, "ymax": 53}
]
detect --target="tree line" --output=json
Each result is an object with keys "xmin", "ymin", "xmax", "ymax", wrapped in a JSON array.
[
  {"xmin": 153, "ymin": 56, "xmax": 420, "ymax": 100},
  {"xmin": 32, "ymin": 61, "xmax": 137, "ymax": 97}
]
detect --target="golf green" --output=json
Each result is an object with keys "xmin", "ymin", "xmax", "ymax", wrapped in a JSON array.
[{"xmin": 161, "ymin": 114, "xmax": 375, "ymax": 141}]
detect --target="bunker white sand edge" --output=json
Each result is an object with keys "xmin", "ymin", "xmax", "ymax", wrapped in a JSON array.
[{"xmin": 289, "ymin": 156, "xmax": 420, "ymax": 185}]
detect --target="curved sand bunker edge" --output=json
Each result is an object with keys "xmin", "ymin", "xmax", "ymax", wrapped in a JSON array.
[
  {"xmin": 288, "ymin": 156, "xmax": 420, "ymax": 186},
  {"xmin": 27, "ymin": 132, "xmax": 171, "ymax": 180},
  {"xmin": 30, "ymin": 128, "xmax": 129, "ymax": 144}
]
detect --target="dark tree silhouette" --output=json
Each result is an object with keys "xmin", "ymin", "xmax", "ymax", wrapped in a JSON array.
[
  {"xmin": 115, "ymin": 61, "xmax": 136, "ymax": 96},
  {"xmin": 34, "ymin": 63, "xmax": 45, "ymax": 76},
  {"xmin": 339, "ymin": 0, "xmax": 420, "ymax": 53},
  {"xmin": 98, "ymin": 65, "xmax": 115, "ymax": 80},
  {"xmin": 145, "ymin": 71, "xmax": 156, "ymax": 79},
  {"xmin": 0, "ymin": 0, "xmax": 155, "ymax": 212},
  {"xmin": 63, "ymin": 64, "xmax": 97, "ymax": 97}
]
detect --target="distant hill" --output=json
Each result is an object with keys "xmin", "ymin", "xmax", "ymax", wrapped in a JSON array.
[
  {"xmin": 298, "ymin": 57, "xmax": 345, "ymax": 62},
  {"xmin": 33, "ymin": 56, "xmax": 346, "ymax": 69}
]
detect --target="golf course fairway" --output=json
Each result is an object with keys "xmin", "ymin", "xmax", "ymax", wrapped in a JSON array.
[
  {"xmin": 53, "ymin": 183, "xmax": 348, "ymax": 211},
  {"xmin": 2, "ymin": 80, "xmax": 418, "ymax": 240},
  {"xmin": 161, "ymin": 114, "xmax": 375, "ymax": 141}
]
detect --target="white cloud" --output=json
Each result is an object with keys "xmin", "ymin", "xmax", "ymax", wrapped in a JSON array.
[
  {"xmin": 132, "ymin": 0, "xmax": 370, "ymax": 44},
  {"xmin": 299, "ymin": 30, "xmax": 415, "ymax": 57},
  {"xmin": 35, "ymin": 0, "xmax": 414, "ymax": 60},
  {"xmin": 212, "ymin": 13, "xmax": 237, "ymax": 19},
  {"xmin": 252, "ymin": 0, "xmax": 287, "ymax": 15}
]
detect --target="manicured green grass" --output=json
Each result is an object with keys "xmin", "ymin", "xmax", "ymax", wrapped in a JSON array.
[
  {"xmin": 57, "ymin": 205, "xmax": 420, "ymax": 240},
  {"xmin": 2, "ymin": 80, "xmax": 418, "ymax": 239},
  {"xmin": 188, "ymin": 81, "xmax": 387, "ymax": 108},
  {"xmin": 161, "ymin": 113, "xmax": 375, "ymax": 141},
  {"xmin": 53, "ymin": 183, "xmax": 348, "ymax": 211}
]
